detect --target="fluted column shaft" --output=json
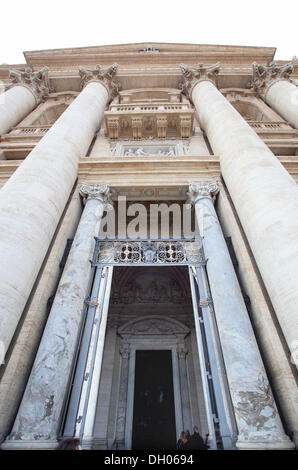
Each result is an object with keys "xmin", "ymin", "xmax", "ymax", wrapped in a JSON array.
[
  {"xmin": 2, "ymin": 184, "xmax": 111, "ymax": 448},
  {"xmin": 183, "ymin": 69, "xmax": 298, "ymax": 367},
  {"xmin": 0, "ymin": 66, "xmax": 118, "ymax": 360},
  {"xmin": 189, "ymin": 182, "xmax": 293, "ymax": 449}
]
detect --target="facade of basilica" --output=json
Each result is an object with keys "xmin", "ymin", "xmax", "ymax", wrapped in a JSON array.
[{"xmin": 0, "ymin": 43, "xmax": 297, "ymax": 450}]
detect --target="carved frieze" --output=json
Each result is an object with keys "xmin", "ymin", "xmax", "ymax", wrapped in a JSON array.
[
  {"xmin": 251, "ymin": 61, "xmax": 294, "ymax": 98},
  {"xmin": 112, "ymin": 276, "xmax": 190, "ymax": 305},
  {"xmin": 78, "ymin": 63, "xmax": 120, "ymax": 100},
  {"xmin": 9, "ymin": 66, "xmax": 51, "ymax": 102},
  {"xmin": 118, "ymin": 316, "xmax": 190, "ymax": 336},
  {"xmin": 180, "ymin": 63, "xmax": 221, "ymax": 99}
]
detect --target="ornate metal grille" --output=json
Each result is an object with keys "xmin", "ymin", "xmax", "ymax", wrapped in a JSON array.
[{"xmin": 92, "ymin": 239, "xmax": 203, "ymax": 266}]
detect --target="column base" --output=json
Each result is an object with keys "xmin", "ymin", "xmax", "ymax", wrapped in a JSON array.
[
  {"xmin": 236, "ymin": 437, "xmax": 295, "ymax": 450},
  {"xmin": 1, "ymin": 438, "xmax": 58, "ymax": 450}
]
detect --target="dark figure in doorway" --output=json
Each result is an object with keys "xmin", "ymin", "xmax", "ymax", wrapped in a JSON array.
[
  {"xmin": 55, "ymin": 437, "xmax": 82, "ymax": 450},
  {"xmin": 188, "ymin": 426, "xmax": 207, "ymax": 450},
  {"xmin": 177, "ymin": 431, "xmax": 190, "ymax": 450}
]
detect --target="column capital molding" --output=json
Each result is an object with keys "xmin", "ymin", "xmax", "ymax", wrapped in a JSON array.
[
  {"xmin": 177, "ymin": 345, "xmax": 188, "ymax": 359},
  {"xmin": 251, "ymin": 61, "xmax": 295, "ymax": 99},
  {"xmin": 187, "ymin": 181, "xmax": 219, "ymax": 205},
  {"xmin": 119, "ymin": 342, "xmax": 131, "ymax": 359},
  {"xmin": 180, "ymin": 62, "xmax": 221, "ymax": 100},
  {"xmin": 8, "ymin": 66, "xmax": 51, "ymax": 103},
  {"xmin": 78, "ymin": 63, "xmax": 120, "ymax": 101},
  {"xmin": 79, "ymin": 183, "xmax": 113, "ymax": 206}
]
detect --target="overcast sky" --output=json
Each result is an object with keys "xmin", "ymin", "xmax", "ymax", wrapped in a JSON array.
[{"xmin": 0, "ymin": 0, "xmax": 297, "ymax": 64}]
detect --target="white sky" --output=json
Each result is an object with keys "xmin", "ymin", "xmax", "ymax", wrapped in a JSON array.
[{"xmin": 0, "ymin": 0, "xmax": 297, "ymax": 64}]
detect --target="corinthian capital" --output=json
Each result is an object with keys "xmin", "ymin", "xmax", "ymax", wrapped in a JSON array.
[
  {"xmin": 251, "ymin": 61, "xmax": 294, "ymax": 98},
  {"xmin": 187, "ymin": 181, "xmax": 219, "ymax": 204},
  {"xmin": 78, "ymin": 63, "xmax": 120, "ymax": 100},
  {"xmin": 180, "ymin": 62, "xmax": 220, "ymax": 99},
  {"xmin": 79, "ymin": 183, "xmax": 113, "ymax": 206},
  {"xmin": 9, "ymin": 66, "xmax": 51, "ymax": 103}
]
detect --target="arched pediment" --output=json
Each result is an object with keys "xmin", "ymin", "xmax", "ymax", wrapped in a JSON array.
[{"xmin": 118, "ymin": 315, "xmax": 189, "ymax": 337}]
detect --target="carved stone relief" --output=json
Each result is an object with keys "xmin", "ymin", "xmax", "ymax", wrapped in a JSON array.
[
  {"xmin": 180, "ymin": 63, "xmax": 221, "ymax": 99},
  {"xmin": 118, "ymin": 315, "xmax": 190, "ymax": 337},
  {"xmin": 9, "ymin": 66, "xmax": 51, "ymax": 102},
  {"xmin": 111, "ymin": 271, "xmax": 191, "ymax": 305},
  {"xmin": 251, "ymin": 61, "xmax": 294, "ymax": 98},
  {"xmin": 78, "ymin": 63, "xmax": 120, "ymax": 100},
  {"xmin": 112, "ymin": 141, "xmax": 186, "ymax": 156}
]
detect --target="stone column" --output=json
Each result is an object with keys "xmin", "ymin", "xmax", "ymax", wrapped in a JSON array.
[
  {"xmin": 252, "ymin": 61, "xmax": 298, "ymax": 128},
  {"xmin": 180, "ymin": 63, "xmax": 298, "ymax": 372},
  {"xmin": 2, "ymin": 183, "xmax": 112, "ymax": 449},
  {"xmin": 177, "ymin": 345, "xmax": 192, "ymax": 432},
  {"xmin": 0, "ymin": 67, "xmax": 50, "ymax": 135},
  {"xmin": 0, "ymin": 64, "xmax": 119, "ymax": 361},
  {"xmin": 188, "ymin": 181, "xmax": 294, "ymax": 450},
  {"xmin": 115, "ymin": 342, "xmax": 131, "ymax": 449}
]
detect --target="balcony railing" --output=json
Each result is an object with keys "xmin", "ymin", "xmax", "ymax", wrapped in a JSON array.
[{"xmin": 92, "ymin": 239, "xmax": 204, "ymax": 266}]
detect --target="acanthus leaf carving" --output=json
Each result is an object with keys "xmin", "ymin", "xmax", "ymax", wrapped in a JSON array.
[
  {"xmin": 251, "ymin": 61, "xmax": 294, "ymax": 98},
  {"xmin": 180, "ymin": 62, "xmax": 221, "ymax": 99},
  {"xmin": 78, "ymin": 63, "xmax": 120, "ymax": 100},
  {"xmin": 79, "ymin": 182, "xmax": 113, "ymax": 206},
  {"xmin": 187, "ymin": 181, "xmax": 219, "ymax": 205},
  {"xmin": 9, "ymin": 66, "xmax": 51, "ymax": 102}
]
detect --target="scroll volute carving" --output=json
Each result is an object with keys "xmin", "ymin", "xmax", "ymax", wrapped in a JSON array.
[
  {"xmin": 180, "ymin": 62, "xmax": 221, "ymax": 99},
  {"xmin": 9, "ymin": 66, "xmax": 51, "ymax": 102},
  {"xmin": 78, "ymin": 63, "xmax": 121, "ymax": 100},
  {"xmin": 251, "ymin": 61, "xmax": 294, "ymax": 97}
]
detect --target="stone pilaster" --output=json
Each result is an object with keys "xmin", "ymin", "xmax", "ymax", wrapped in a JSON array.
[
  {"xmin": 115, "ymin": 342, "xmax": 131, "ymax": 449},
  {"xmin": 1, "ymin": 183, "xmax": 112, "ymax": 449},
  {"xmin": 251, "ymin": 61, "xmax": 298, "ymax": 128},
  {"xmin": 177, "ymin": 345, "xmax": 192, "ymax": 432},
  {"xmin": 188, "ymin": 181, "xmax": 294, "ymax": 450}
]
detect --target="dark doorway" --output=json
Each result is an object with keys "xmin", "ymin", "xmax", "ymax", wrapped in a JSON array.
[{"xmin": 132, "ymin": 350, "xmax": 177, "ymax": 450}]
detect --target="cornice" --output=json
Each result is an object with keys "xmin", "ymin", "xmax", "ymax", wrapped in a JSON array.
[
  {"xmin": 23, "ymin": 43, "xmax": 276, "ymax": 67},
  {"xmin": 1, "ymin": 155, "xmax": 298, "ymax": 187}
]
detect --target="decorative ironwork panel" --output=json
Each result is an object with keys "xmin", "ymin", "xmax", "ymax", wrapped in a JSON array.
[{"xmin": 92, "ymin": 239, "xmax": 203, "ymax": 266}]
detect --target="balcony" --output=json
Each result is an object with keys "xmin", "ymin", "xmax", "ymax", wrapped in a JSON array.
[{"xmin": 104, "ymin": 103, "xmax": 194, "ymax": 140}]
